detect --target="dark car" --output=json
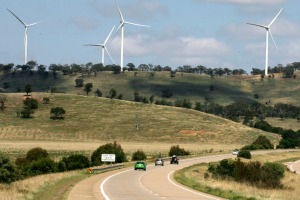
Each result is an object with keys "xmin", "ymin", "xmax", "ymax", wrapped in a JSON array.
[
  {"xmin": 155, "ymin": 158, "xmax": 164, "ymax": 166},
  {"xmin": 134, "ymin": 161, "xmax": 146, "ymax": 171},
  {"xmin": 170, "ymin": 155, "xmax": 179, "ymax": 164}
]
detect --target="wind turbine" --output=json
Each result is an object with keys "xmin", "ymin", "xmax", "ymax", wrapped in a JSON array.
[
  {"xmin": 84, "ymin": 26, "xmax": 116, "ymax": 66},
  {"xmin": 112, "ymin": 0, "xmax": 150, "ymax": 71},
  {"xmin": 247, "ymin": 8, "xmax": 283, "ymax": 76},
  {"xmin": 7, "ymin": 9, "xmax": 40, "ymax": 65}
]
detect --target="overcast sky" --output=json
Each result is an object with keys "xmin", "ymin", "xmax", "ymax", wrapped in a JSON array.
[{"xmin": 1, "ymin": 0, "xmax": 300, "ymax": 72}]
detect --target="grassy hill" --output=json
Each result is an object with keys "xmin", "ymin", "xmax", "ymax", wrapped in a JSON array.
[
  {"xmin": 1, "ymin": 70, "xmax": 299, "ymax": 106},
  {"xmin": 0, "ymin": 93, "xmax": 279, "ymax": 144},
  {"xmin": 0, "ymin": 71, "xmax": 298, "ymax": 156}
]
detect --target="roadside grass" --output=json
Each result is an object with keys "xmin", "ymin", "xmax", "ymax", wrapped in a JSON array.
[
  {"xmin": 174, "ymin": 151, "xmax": 300, "ymax": 200},
  {"xmin": 30, "ymin": 171, "xmax": 88, "ymax": 200},
  {"xmin": 0, "ymin": 170, "xmax": 85, "ymax": 200}
]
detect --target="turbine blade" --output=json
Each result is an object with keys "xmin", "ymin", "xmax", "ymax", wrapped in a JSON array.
[
  {"xmin": 269, "ymin": 8, "xmax": 283, "ymax": 27},
  {"xmin": 105, "ymin": 47, "xmax": 115, "ymax": 64},
  {"xmin": 125, "ymin": 21, "xmax": 150, "ymax": 27},
  {"xmin": 7, "ymin": 9, "xmax": 27, "ymax": 27},
  {"xmin": 110, "ymin": 23, "xmax": 123, "ymax": 42},
  {"xmin": 269, "ymin": 30, "xmax": 278, "ymax": 49},
  {"xmin": 84, "ymin": 44, "xmax": 103, "ymax": 47},
  {"xmin": 115, "ymin": 0, "xmax": 124, "ymax": 22},
  {"xmin": 27, "ymin": 22, "xmax": 40, "ymax": 27},
  {"xmin": 246, "ymin": 23, "xmax": 267, "ymax": 29},
  {"xmin": 104, "ymin": 25, "xmax": 115, "ymax": 45}
]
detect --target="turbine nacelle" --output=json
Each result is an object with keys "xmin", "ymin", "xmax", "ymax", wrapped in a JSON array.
[
  {"xmin": 247, "ymin": 8, "xmax": 283, "ymax": 76},
  {"xmin": 113, "ymin": 0, "xmax": 150, "ymax": 70},
  {"xmin": 7, "ymin": 9, "xmax": 40, "ymax": 65},
  {"xmin": 84, "ymin": 25, "xmax": 116, "ymax": 65}
]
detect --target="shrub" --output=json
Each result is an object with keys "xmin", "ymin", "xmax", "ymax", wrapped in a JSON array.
[
  {"xmin": 26, "ymin": 147, "xmax": 49, "ymax": 162},
  {"xmin": 237, "ymin": 150, "xmax": 251, "ymax": 159},
  {"xmin": 161, "ymin": 89, "xmax": 173, "ymax": 98},
  {"xmin": 169, "ymin": 145, "xmax": 190, "ymax": 157},
  {"xmin": 23, "ymin": 98, "xmax": 38, "ymax": 109},
  {"xmin": 50, "ymin": 107, "xmax": 66, "ymax": 120},
  {"xmin": 241, "ymin": 135, "xmax": 273, "ymax": 150},
  {"xmin": 57, "ymin": 160, "xmax": 67, "ymax": 172},
  {"xmin": 208, "ymin": 159, "xmax": 284, "ymax": 188},
  {"xmin": 61, "ymin": 154, "xmax": 90, "ymax": 170},
  {"xmin": 28, "ymin": 158, "xmax": 57, "ymax": 176},
  {"xmin": 91, "ymin": 141, "xmax": 127, "ymax": 166},
  {"xmin": 42, "ymin": 97, "xmax": 50, "ymax": 104},
  {"xmin": 260, "ymin": 162, "xmax": 284, "ymax": 188},
  {"xmin": 132, "ymin": 150, "xmax": 147, "ymax": 161},
  {"xmin": 0, "ymin": 154, "xmax": 22, "ymax": 183},
  {"xmin": 20, "ymin": 108, "xmax": 34, "ymax": 118}
]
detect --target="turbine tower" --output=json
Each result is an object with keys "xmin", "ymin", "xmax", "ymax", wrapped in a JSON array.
[
  {"xmin": 113, "ymin": 0, "xmax": 150, "ymax": 71},
  {"xmin": 247, "ymin": 8, "xmax": 283, "ymax": 76},
  {"xmin": 7, "ymin": 9, "xmax": 40, "ymax": 65},
  {"xmin": 84, "ymin": 26, "xmax": 116, "ymax": 66}
]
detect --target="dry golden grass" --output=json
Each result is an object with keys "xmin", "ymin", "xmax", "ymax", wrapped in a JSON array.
[
  {"xmin": 0, "ymin": 171, "xmax": 78, "ymax": 200},
  {"xmin": 265, "ymin": 117, "xmax": 299, "ymax": 131},
  {"xmin": 177, "ymin": 151, "xmax": 300, "ymax": 200},
  {"xmin": 0, "ymin": 93, "xmax": 279, "ymax": 153}
]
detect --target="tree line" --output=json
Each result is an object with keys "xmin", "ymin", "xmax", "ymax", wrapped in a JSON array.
[{"xmin": 1, "ymin": 61, "xmax": 299, "ymax": 77}]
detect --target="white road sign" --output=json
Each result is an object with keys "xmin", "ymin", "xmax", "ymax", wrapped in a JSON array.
[{"xmin": 101, "ymin": 154, "xmax": 116, "ymax": 162}]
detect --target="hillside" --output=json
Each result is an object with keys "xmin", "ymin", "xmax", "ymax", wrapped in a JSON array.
[
  {"xmin": 0, "ymin": 70, "xmax": 299, "ymax": 107},
  {"xmin": 0, "ymin": 93, "xmax": 279, "ymax": 145}
]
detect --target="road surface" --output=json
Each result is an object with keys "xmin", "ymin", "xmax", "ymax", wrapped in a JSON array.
[{"xmin": 68, "ymin": 150, "xmax": 296, "ymax": 200}]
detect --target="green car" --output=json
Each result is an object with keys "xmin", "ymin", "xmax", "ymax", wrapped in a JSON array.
[{"xmin": 134, "ymin": 161, "xmax": 146, "ymax": 171}]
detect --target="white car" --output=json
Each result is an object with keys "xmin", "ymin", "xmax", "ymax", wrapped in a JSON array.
[
  {"xmin": 232, "ymin": 150, "xmax": 239, "ymax": 155},
  {"xmin": 155, "ymin": 158, "xmax": 164, "ymax": 166}
]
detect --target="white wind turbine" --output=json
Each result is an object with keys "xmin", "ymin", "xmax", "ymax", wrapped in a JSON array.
[
  {"xmin": 112, "ymin": 0, "xmax": 150, "ymax": 71},
  {"xmin": 247, "ymin": 8, "xmax": 283, "ymax": 76},
  {"xmin": 7, "ymin": 9, "xmax": 40, "ymax": 65},
  {"xmin": 84, "ymin": 26, "xmax": 116, "ymax": 66}
]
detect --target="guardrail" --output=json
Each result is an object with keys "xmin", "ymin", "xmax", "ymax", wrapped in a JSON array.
[{"xmin": 88, "ymin": 164, "xmax": 124, "ymax": 173}]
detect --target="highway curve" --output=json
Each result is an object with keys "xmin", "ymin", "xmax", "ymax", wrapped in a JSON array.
[{"xmin": 68, "ymin": 150, "xmax": 295, "ymax": 200}]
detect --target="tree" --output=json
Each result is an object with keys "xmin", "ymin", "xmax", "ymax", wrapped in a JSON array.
[
  {"xmin": 0, "ymin": 94, "xmax": 7, "ymax": 110},
  {"xmin": 0, "ymin": 154, "xmax": 22, "ymax": 183},
  {"xmin": 26, "ymin": 147, "xmax": 49, "ymax": 162},
  {"xmin": 3, "ymin": 63, "xmax": 14, "ymax": 73},
  {"xmin": 23, "ymin": 98, "xmax": 38, "ymax": 110},
  {"xmin": 61, "ymin": 154, "xmax": 90, "ymax": 170},
  {"xmin": 26, "ymin": 60, "xmax": 38, "ymax": 70},
  {"xmin": 127, "ymin": 63, "xmax": 136, "ymax": 71},
  {"xmin": 24, "ymin": 84, "xmax": 32, "ymax": 96},
  {"xmin": 84, "ymin": 83, "xmax": 93, "ymax": 96},
  {"xmin": 91, "ymin": 141, "xmax": 127, "ymax": 166},
  {"xmin": 109, "ymin": 88, "xmax": 117, "ymax": 99},
  {"xmin": 20, "ymin": 107, "xmax": 34, "ymax": 118},
  {"xmin": 95, "ymin": 89, "xmax": 102, "ymax": 97},
  {"xmin": 131, "ymin": 150, "xmax": 147, "ymax": 161},
  {"xmin": 50, "ymin": 107, "xmax": 66, "ymax": 120},
  {"xmin": 169, "ymin": 145, "xmax": 190, "ymax": 156},
  {"xmin": 75, "ymin": 79, "xmax": 84, "ymax": 88},
  {"xmin": 91, "ymin": 63, "xmax": 104, "ymax": 76}
]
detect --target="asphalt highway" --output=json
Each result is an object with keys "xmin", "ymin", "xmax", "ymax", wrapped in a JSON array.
[{"xmin": 68, "ymin": 150, "xmax": 298, "ymax": 200}]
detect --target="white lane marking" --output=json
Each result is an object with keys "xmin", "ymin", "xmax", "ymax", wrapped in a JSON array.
[
  {"xmin": 167, "ymin": 171, "xmax": 221, "ymax": 200},
  {"xmin": 100, "ymin": 169, "xmax": 132, "ymax": 200}
]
